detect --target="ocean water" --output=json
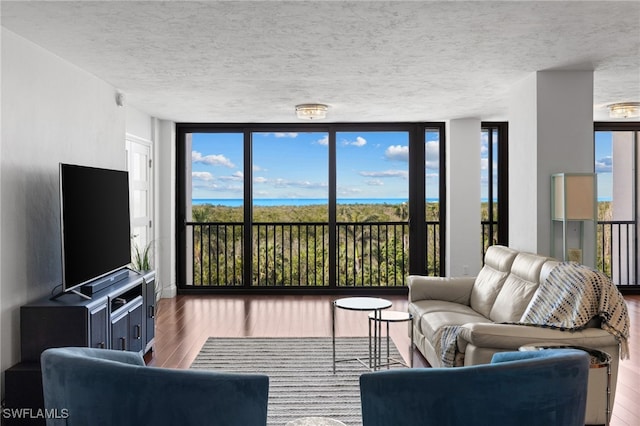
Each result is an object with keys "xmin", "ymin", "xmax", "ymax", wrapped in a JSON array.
[
  {"xmin": 192, "ymin": 198, "xmax": 611, "ymax": 207},
  {"xmin": 192, "ymin": 198, "xmax": 418, "ymax": 207}
]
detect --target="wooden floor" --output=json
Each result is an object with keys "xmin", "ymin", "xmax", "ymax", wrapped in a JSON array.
[{"xmin": 148, "ymin": 293, "xmax": 640, "ymax": 426}]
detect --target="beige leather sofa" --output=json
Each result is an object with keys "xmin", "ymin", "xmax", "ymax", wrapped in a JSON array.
[{"xmin": 408, "ymin": 245, "xmax": 624, "ymax": 425}]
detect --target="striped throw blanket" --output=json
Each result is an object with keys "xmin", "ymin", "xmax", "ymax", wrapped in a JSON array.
[
  {"xmin": 518, "ymin": 261, "xmax": 630, "ymax": 359},
  {"xmin": 434, "ymin": 325, "xmax": 464, "ymax": 367}
]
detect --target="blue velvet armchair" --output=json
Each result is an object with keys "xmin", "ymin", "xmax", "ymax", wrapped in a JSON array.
[
  {"xmin": 41, "ymin": 347, "xmax": 269, "ymax": 426},
  {"xmin": 360, "ymin": 348, "xmax": 590, "ymax": 426}
]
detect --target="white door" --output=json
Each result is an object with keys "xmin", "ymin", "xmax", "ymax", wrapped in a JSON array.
[{"xmin": 126, "ymin": 134, "xmax": 154, "ymax": 269}]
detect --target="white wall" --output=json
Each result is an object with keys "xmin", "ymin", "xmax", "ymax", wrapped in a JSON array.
[
  {"xmin": 155, "ymin": 120, "xmax": 177, "ymax": 298},
  {"xmin": 446, "ymin": 118, "xmax": 482, "ymax": 276},
  {"xmin": 126, "ymin": 106, "xmax": 154, "ymax": 142},
  {"xmin": 0, "ymin": 29, "xmax": 126, "ymax": 390},
  {"xmin": 0, "ymin": 26, "xmax": 4, "ymax": 400}
]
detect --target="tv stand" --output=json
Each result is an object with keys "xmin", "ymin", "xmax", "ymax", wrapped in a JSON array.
[
  {"xmin": 20, "ymin": 269, "xmax": 155, "ymax": 361},
  {"xmin": 5, "ymin": 270, "xmax": 156, "ymax": 425}
]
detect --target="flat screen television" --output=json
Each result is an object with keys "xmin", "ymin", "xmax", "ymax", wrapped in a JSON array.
[{"xmin": 59, "ymin": 163, "xmax": 131, "ymax": 293}]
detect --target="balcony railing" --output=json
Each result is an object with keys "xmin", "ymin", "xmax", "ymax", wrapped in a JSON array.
[
  {"xmin": 597, "ymin": 220, "xmax": 637, "ymax": 286},
  {"xmin": 481, "ymin": 220, "xmax": 637, "ymax": 286},
  {"xmin": 186, "ymin": 221, "xmax": 440, "ymax": 287},
  {"xmin": 189, "ymin": 220, "xmax": 638, "ymax": 287},
  {"xmin": 481, "ymin": 220, "xmax": 499, "ymax": 258}
]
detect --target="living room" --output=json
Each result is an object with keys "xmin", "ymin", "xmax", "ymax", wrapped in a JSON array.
[{"xmin": 1, "ymin": 1, "xmax": 639, "ymax": 425}]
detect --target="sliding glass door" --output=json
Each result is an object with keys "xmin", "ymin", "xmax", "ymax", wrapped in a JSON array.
[
  {"xmin": 252, "ymin": 132, "xmax": 329, "ymax": 287},
  {"xmin": 594, "ymin": 123, "xmax": 638, "ymax": 288},
  {"xmin": 177, "ymin": 123, "xmax": 444, "ymax": 291}
]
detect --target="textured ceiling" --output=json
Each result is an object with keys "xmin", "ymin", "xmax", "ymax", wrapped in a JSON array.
[{"xmin": 2, "ymin": 1, "xmax": 639, "ymax": 123}]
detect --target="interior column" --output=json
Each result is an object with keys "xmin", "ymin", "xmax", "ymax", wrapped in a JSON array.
[
  {"xmin": 508, "ymin": 70, "xmax": 595, "ymax": 266},
  {"xmin": 446, "ymin": 118, "xmax": 482, "ymax": 276}
]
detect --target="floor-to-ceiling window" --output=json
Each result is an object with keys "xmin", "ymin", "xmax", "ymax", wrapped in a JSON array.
[
  {"xmin": 335, "ymin": 130, "xmax": 409, "ymax": 286},
  {"xmin": 176, "ymin": 123, "xmax": 444, "ymax": 292},
  {"xmin": 480, "ymin": 122, "xmax": 508, "ymax": 258},
  {"xmin": 594, "ymin": 123, "xmax": 638, "ymax": 290},
  {"xmin": 252, "ymin": 131, "xmax": 330, "ymax": 287}
]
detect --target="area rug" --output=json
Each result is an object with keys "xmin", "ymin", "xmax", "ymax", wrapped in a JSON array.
[{"xmin": 190, "ymin": 337, "xmax": 404, "ymax": 426}]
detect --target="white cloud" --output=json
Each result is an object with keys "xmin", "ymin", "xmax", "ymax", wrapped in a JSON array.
[
  {"xmin": 481, "ymin": 158, "xmax": 489, "ymax": 171},
  {"xmin": 192, "ymin": 151, "xmax": 235, "ymax": 168},
  {"xmin": 359, "ymin": 170, "xmax": 408, "ymax": 179},
  {"xmin": 254, "ymin": 176, "xmax": 268, "ymax": 183},
  {"xmin": 192, "ymin": 171, "xmax": 214, "ymax": 181},
  {"xmin": 317, "ymin": 135, "xmax": 329, "ymax": 146},
  {"xmin": 338, "ymin": 187, "xmax": 363, "ymax": 196},
  {"xmin": 342, "ymin": 136, "xmax": 367, "ymax": 147},
  {"xmin": 219, "ymin": 171, "xmax": 244, "ymax": 181},
  {"xmin": 481, "ymin": 131, "xmax": 489, "ymax": 156},
  {"xmin": 273, "ymin": 132, "xmax": 298, "ymax": 138},
  {"xmin": 595, "ymin": 156, "xmax": 612, "ymax": 173},
  {"xmin": 269, "ymin": 177, "xmax": 327, "ymax": 190},
  {"xmin": 366, "ymin": 179, "xmax": 385, "ymax": 186},
  {"xmin": 352, "ymin": 136, "xmax": 367, "ymax": 147},
  {"xmin": 425, "ymin": 141, "xmax": 440, "ymax": 171},
  {"xmin": 385, "ymin": 145, "xmax": 409, "ymax": 162},
  {"xmin": 425, "ymin": 141, "xmax": 439, "ymax": 157}
]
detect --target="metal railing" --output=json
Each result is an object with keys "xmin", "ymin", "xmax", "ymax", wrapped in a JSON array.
[
  {"xmin": 186, "ymin": 221, "xmax": 440, "ymax": 287},
  {"xmin": 597, "ymin": 220, "xmax": 637, "ymax": 286},
  {"xmin": 481, "ymin": 220, "xmax": 499, "ymax": 259},
  {"xmin": 480, "ymin": 220, "xmax": 637, "ymax": 286}
]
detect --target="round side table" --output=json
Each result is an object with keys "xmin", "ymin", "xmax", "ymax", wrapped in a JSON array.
[
  {"xmin": 332, "ymin": 297, "xmax": 392, "ymax": 373},
  {"xmin": 368, "ymin": 310, "xmax": 413, "ymax": 369}
]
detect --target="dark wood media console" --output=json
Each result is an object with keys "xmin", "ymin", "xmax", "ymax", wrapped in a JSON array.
[{"xmin": 3, "ymin": 269, "xmax": 156, "ymax": 425}]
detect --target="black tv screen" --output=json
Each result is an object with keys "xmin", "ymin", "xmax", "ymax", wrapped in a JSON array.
[{"xmin": 60, "ymin": 163, "xmax": 131, "ymax": 292}]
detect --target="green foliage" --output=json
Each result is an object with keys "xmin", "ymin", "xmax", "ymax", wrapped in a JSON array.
[
  {"xmin": 189, "ymin": 201, "xmax": 617, "ymax": 286},
  {"xmin": 596, "ymin": 202, "xmax": 613, "ymax": 276},
  {"xmin": 132, "ymin": 239, "xmax": 153, "ymax": 272},
  {"xmin": 190, "ymin": 202, "xmax": 437, "ymax": 286}
]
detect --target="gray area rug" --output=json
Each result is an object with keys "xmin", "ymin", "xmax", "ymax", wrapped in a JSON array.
[{"xmin": 190, "ymin": 337, "xmax": 404, "ymax": 426}]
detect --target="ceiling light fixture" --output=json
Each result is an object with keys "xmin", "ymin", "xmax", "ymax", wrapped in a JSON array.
[
  {"xmin": 295, "ymin": 103, "xmax": 328, "ymax": 120},
  {"xmin": 608, "ymin": 102, "xmax": 640, "ymax": 119}
]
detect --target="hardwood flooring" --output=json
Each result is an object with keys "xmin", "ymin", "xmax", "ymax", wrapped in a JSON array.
[{"xmin": 147, "ymin": 293, "xmax": 640, "ymax": 426}]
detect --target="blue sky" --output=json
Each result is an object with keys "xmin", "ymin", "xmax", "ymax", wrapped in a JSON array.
[
  {"xmin": 594, "ymin": 131, "xmax": 613, "ymax": 201},
  {"xmin": 190, "ymin": 131, "xmax": 441, "ymax": 200},
  {"xmin": 190, "ymin": 130, "xmax": 613, "ymax": 202}
]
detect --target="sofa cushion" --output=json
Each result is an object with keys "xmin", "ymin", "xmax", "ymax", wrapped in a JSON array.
[
  {"xmin": 420, "ymin": 309, "xmax": 491, "ymax": 344},
  {"xmin": 489, "ymin": 252, "xmax": 547, "ymax": 323},
  {"xmin": 470, "ymin": 245, "xmax": 518, "ymax": 317},
  {"xmin": 410, "ymin": 300, "xmax": 485, "ymax": 335}
]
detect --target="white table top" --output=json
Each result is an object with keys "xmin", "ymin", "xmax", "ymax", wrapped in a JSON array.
[
  {"xmin": 368, "ymin": 310, "xmax": 412, "ymax": 322},
  {"xmin": 333, "ymin": 296, "xmax": 392, "ymax": 311}
]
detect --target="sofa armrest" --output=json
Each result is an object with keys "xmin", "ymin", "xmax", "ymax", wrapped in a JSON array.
[
  {"xmin": 457, "ymin": 323, "xmax": 619, "ymax": 352},
  {"xmin": 407, "ymin": 275, "xmax": 476, "ymax": 304}
]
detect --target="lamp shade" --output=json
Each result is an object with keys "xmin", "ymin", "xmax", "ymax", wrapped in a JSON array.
[{"xmin": 552, "ymin": 173, "xmax": 597, "ymax": 220}]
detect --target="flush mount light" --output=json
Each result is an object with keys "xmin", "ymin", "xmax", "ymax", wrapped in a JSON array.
[
  {"xmin": 608, "ymin": 102, "xmax": 640, "ymax": 119},
  {"xmin": 295, "ymin": 103, "xmax": 328, "ymax": 120}
]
